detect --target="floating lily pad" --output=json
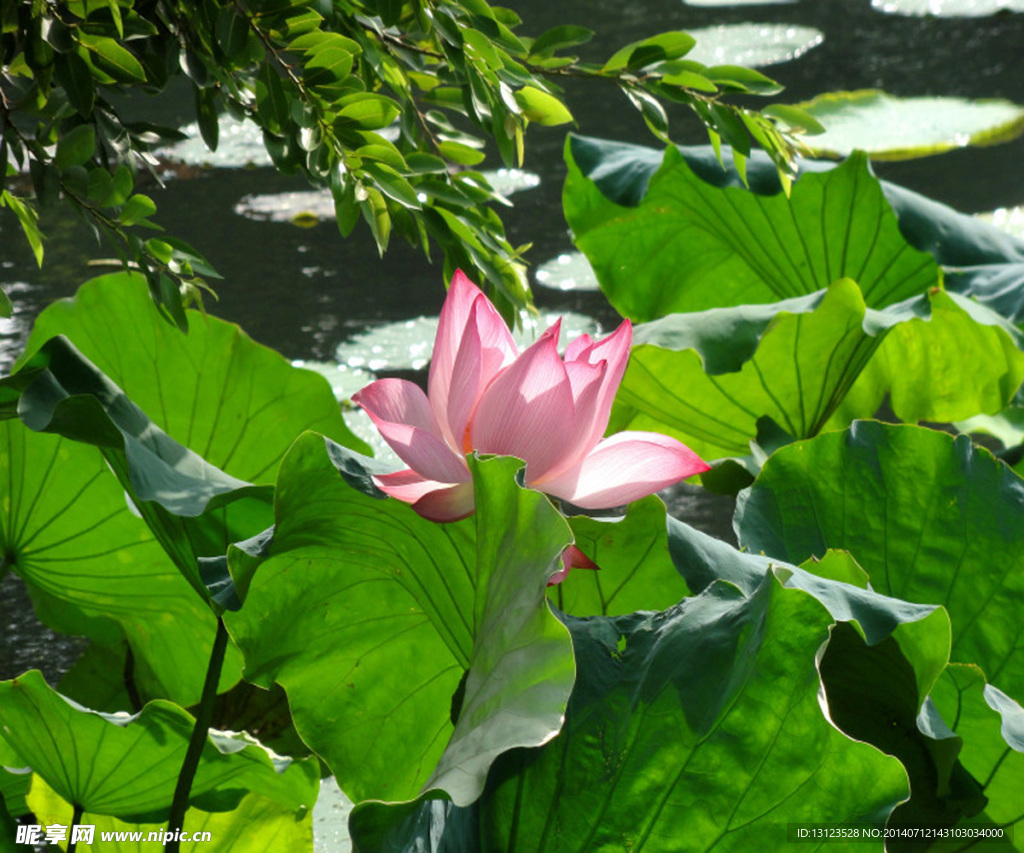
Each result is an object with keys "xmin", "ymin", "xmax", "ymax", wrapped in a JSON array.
[
  {"xmin": 162, "ymin": 115, "xmax": 274, "ymax": 168},
  {"xmin": 479, "ymin": 168, "xmax": 541, "ymax": 197},
  {"xmin": 684, "ymin": 0, "xmax": 796, "ymax": 6},
  {"xmin": 333, "ymin": 311, "xmax": 602, "ymax": 372},
  {"xmin": 234, "ymin": 172, "xmax": 537, "ymax": 227},
  {"xmin": 977, "ymin": 206, "xmax": 1024, "ymax": 240},
  {"xmin": 534, "ymin": 252, "xmax": 601, "ymax": 291},
  {"xmin": 688, "ymin": 24, "xmax": 823, "ymax": 68},
  {"xmin": 334, "ymin": 316, "xmax": 439, "ymax": 372},
  {"xmin": 871, "ymin": 0, "xmax": 1024, "ymax": 16},
  {"xmin": 799, "ymin": 90, "xmax": 1024, "ymax": 160},
  {"xmin": 236, "ymin": 190, "xmax": 335, "ymax": 225}
]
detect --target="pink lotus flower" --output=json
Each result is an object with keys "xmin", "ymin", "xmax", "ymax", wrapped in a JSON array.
[{"xmin": 352, "ymin": 271, "xmax": 710, "ymax": 525}]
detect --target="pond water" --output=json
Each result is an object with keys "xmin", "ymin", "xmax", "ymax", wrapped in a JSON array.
[{"xmin": 1, "ymin": 0, "xmax": 1023, "ymax": 696}]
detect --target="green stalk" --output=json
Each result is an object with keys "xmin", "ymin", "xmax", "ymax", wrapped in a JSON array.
[
  {"xmin": 67, "ymin": 803, "xmax": 83, "ymax": 853},
  {"xmin": 166, "ymin": 616, "xmax": 229, "ymax": 853}
]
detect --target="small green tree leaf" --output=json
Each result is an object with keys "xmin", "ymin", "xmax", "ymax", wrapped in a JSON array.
[
  {"xmin": 78, "ymin": 32, "xmax": 146, "ymax": 82},
  {"xmin": 513, "ymin": 86, "xmax": 573, "ymax": 126},
  {"xmin": 195, "ymin": 85, "xmax": 219, "ymax": 152},
  {"xmin": 54, "ymin": 50, "xmax": 95, "ymax": 116},
  {"xmin": 603, "ymin": 32, "xmax": 696, "ymax": 72},
  {"xmin": 1, "ymin": 190, "xmax": 44, "ymax": 266},
  {"xmin": 528, "ymin": 25, "xmax": 594, "ymax": 58},
  {"xmin": 119, "ymin": 193, "xmax": 156, "ymax": 226},
  {"xmin": 54, "ymin": 124, "xmax": 96, "ymax": 170}
]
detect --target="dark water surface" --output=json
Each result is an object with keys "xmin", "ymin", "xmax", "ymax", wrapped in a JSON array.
[{"xmin": 2, "ymin": 0, "xmax": 1024, "ymax": 680}]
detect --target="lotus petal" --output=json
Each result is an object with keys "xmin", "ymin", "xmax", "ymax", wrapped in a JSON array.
[
  {"xmin": 471, "ymin": 323, "xmax": 576, "ymax": 480},
  {"xmin": 374, "ymin": 469, "xmax": 474, "ymax": 522},
  {"xmin": 353, "ymin": 379, "xmax": 467, "ymax": 483},
  {"xmin": 541, "ymin": 432, "xmax": 710, "ymax": 508}
]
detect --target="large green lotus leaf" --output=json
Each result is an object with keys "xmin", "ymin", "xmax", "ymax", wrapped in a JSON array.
[
  {"xmin": 27, "ymin": 773, "xmax": 313, "ymax": 852},
  {"xmin": 0, "ymin": 670, "xmax": 318, "ymax": 823},
  {"xmin": 565, "ymin": 135, "xmax": 1024, "ymax": 324},
  {"xmin": 0, "ymin": 422, "xmax": 239, "ymax": 704},
  {"xmin": 0, "ymin": 336, "xmax": 272, "ymax": 610},
  {"xmin": 929, "ymin": 665, "xmax": 1024, "ymax": 849},
  {"xmin": 827, "ymin": 292, "xmax": 1024, "ymax": 429},
  {"xmin": 477, "ymin": 576, "xmax": 907, "ymax": 851},
  {"xmin": 664, "ymin": 521, "xmax": 969, "ymax": 831},
  {"xmin": 563, "ymin": 137, "xmax": 939, "ymax": 321},
  {"xmin": 611, "ymin": 280, "xmax": 906, "ymax": 462},
  {"xmin": 799, "ymin": 90, "xmax": 1024, "ymax": 161},
  {"xmin": 611, "ymin": 279, "xmax": 1024, "ymax": 465},
  {"xmin": 669, "ymin": 518, "xmax": 950, "ymax": 706},
  {"xmin": 224, "ymin": 434, "xmax": 574, "ymax": 808},
  {"xmin": 17, "ymin": 271, "xmax": 368, "ymax": 481},
  {"xmin": 735, "ymin": 421, "xmax": 1024, "ymax": 694},
  {"xmin": 550, "ymin": 496, "xmax": 689, "ymax": 617}
]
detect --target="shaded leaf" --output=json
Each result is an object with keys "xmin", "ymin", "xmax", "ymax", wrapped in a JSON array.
[
  {"xmin": 929, "ymin": 665, "xmax": 1024, "ymax": 847},
  {"xmin": 480, "ymin": 575, "xmax": 907, "ymax": 852}
]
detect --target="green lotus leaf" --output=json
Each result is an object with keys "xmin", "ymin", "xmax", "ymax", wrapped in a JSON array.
[
  {"xmin": 827, "ymin": 290, "xmax": 1024, "ymax": 428},
  {"xmin": 0, "ymin": 271, "xmax": 368, "ymax": 701},
  {"xmin": 224, "ymin": 434, "xmax": 575, "ymax": 809},
  {"xmin": 669, "ymin": 519, "xmax": 950, "ymax": 706},
  {"xmin": 563, "ymin": 136, "xmax": 939, "ymax": 320},
  {"xmin": 26, "ymin": 773, "xmax": 313, "ymax": 852},
  {"xmin": 0, "ymin": 670, "xmax": 318, "ymax": 823},
  {"xmin": 610, "ymin": 279, "xmax": 1024, "ymax": 465},
  {"xmin": 1, "ymin": 336, "xmax": 272, "ymax": 609},
  {"xmin": 17, "ymin": 271, "xmax": 367, "ymax": 483},
  {"xmin": 477, "ymin": 576, "xmax": 908, "ymax": 851},
  {"xmin": 818, "ymin": 624, "xmax": 985, "ymax": 833},
  {"xmin": 564, "ymin": 135, "xmax": 1024, "ymax": 324},
  {"xmin": 0, "ymin": 422, "xmax": 239, "ymax": 704},
  {"xmin": 666, "ymin": 519, "xmax": 971, "ymax": 829},
  {"xmin": 929, "ymin": 664, "xmax": 1024, "ymax": 848},
  {"xmin": 798, "ymin": 90, "xmax": 1024, "ymax": 161},
  {"xmin": 551, "ymin": 496, "xmax": 689, "ymax": 617},
  {"xmin": 736, "ymin": 421, "xmax": 1024, "ymax": 696},
  {"xmin": 352, "ymin": 522, "xmax": 957, "ymax": 851}
]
